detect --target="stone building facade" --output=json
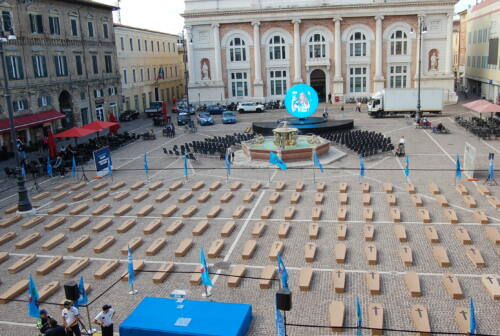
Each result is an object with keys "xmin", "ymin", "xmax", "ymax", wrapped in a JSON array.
[
  {"xmin": 463, "ymin": 0, "xmax": 500, "ymax": 104},
  {"xmin": 0, "ymin": 0, "xmax": 121, "ymax": 148},
  {"xmin": 114, "ymin": 24, "xmax": 185, "ymax": 113},
  {"xmin": 183, "ymin": 0, "xmax": 457, "ymax": 104}
]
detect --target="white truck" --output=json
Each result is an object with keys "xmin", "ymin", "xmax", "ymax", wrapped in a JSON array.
[{"xmin": 367, "ymin": 88, "xmax": 444, "ymax": 117}]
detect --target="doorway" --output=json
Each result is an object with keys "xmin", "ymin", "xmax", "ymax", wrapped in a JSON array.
[
  {"xmin": 59, "ymin": 90, "xmax": 74, "ymax": 128},
  {"xmin": 96, "ymin": 105, "xmax": 104, "ymax": 121},
  {"xmin": 310, "ymin": 69, "xmax": 326, "ymax": 102}
]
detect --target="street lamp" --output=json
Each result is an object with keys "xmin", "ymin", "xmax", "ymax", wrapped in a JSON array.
[
  {"xmin": 0, "ymin": 30, "xmax": 33, "ymax": 212},
  {"xmin": 416, "ymin": 18, "xmax": 427, "ymax": 121}
]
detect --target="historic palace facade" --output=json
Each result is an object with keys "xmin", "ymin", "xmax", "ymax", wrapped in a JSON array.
[{"xmin": 183, "ymin": 0, "xmax": 458, "ymax": 104}]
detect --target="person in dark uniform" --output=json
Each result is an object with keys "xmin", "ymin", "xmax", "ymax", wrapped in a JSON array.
[
  {"xmin": 94, "ymin": 304, "xmax": 115, "ymax": 336},
  {"xmin": 45, "ymin": 319, "xmax": 66, "ymax": 336}
]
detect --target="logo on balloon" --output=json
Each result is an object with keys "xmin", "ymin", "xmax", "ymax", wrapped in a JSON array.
[{"xmin": 284, "ymin": 84, "xmax": 319, "ymax": 119}]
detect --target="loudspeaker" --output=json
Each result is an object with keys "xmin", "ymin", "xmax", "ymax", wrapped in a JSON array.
[
  {"xmin": 64, "ymin": 281, "xmax": 80, "ymax": 301},
  {"xmin": 276, "ymin": 289, "xmax": 292, "ymax": 311}
]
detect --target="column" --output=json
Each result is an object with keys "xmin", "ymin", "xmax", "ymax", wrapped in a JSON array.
[
  {"xmin": 252, "ymin": 21, "xmax": 264, "ymax": 98},
  {"xmin": 185, "ymin": 26, "xmax": 195, "ymax": 86},
  {"xmin": 374, "ymin": 15, "xmax": 384, "ymax": 91},
  {"xmin": 445, "ymin": 12, "xmax": 453, "ymax": 74},
  {"xmin": 292, "ymin": 19, "xmax": 302, "ymax": 83},
  {"xmin": 212, "ymin": 23, "xmax": 222, "ymax": 82},
  {"xmin": 333, "ymin": 16, "xmax": 342, "ymax": 80},
  {"xmin": 332, "ymin": 16, "xmax": 344, "ymax": 97}
]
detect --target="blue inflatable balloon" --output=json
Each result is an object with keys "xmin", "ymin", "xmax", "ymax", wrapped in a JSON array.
[{"xmin": 284, "ymin": 84, "xmax": 319, "ymax": 119}]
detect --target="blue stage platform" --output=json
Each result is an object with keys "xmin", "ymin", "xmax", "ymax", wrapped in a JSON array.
[{"xmin": 119, "ymin": 297, "xmax": 253, "ymax": 336}]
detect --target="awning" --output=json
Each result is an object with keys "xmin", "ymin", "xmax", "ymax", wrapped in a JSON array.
[
  {"xmin": 462, "ymin": 99, "xmax": 500, "ymax": 113},
  {"xmin": 54, "ymin": 127, "xmax": 97, "ymax": 138},
  {"xmin": 82, "ymin": 120, "xmax": 120, "ymax": 132},
  {"xmin": 0, "ymin": 110, "xmax": 65, "ymax": 134}
]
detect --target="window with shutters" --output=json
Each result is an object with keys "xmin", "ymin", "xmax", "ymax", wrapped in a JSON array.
[
  {"xmin": 38, "ymin": 95, "xmax": 52, "ymax": 107},
  {"xmin": 49, "ymin": 16, "xmax": 60, "ymax": 35},
  {"xmin": 104, "ymin": 55, "xmax": 112, "ymax": 73},
  {"xmin": 29, "ymin": 14, "xmax": 44, "ymax": 34},
  {"xmin": 163, "ymin": 42, "xmax": 165, "ymax": 52},
  {"xmin": 75, "ymin": 55, "xmax": 83, "ymax": 75},
  {"xmin": 54, "ymin": 55, "xmax": 68, "ymax": 76},
  {"xmin": 13, "ymin": 99, "xmax": 28, "ymax": 112},
  {"xmin": 140, "ymin": 68, "xmax": 144, "ymax": 81},
  {"xmin": 94, "ymin": 89, "xmax": 103, "ymax": 98},
  {"xmin": 32, "ymin": 55, "xmax": 47, "ymax": 78},
  {"xmin": 123, "ymin": 69, "xmax": 127, "ymax": 84},
  {"xmin": 157, "ymin": 41, "xmax": 160, "ymax": 52},
  {"xmin": 70, "ymin": 18, "xmax": 78, "ymax": 36},
  {"xmin": 138, "ymin": 39, "xmax": 141, "ymax": 51},
  {"xmin": 145, "ymin": 40, "xmax": 148, "ymax": 51},
  {"xmin": 92, "ymin": 55, "xmax": 98, "ymax": 74},
  {"xmin": 120, "ymin": 37, "xmax": 124, "ymax": 51},
  {"xmin": 103, "ymin": 23, "xmax": 109, "ymax": 39},
  {"xmin": 87, "ymin": 21, "xmax": 94, "ymax": 37},
  {"xmin": 6, "ymin": 56, "xmax": 23, "ymax": 80},
  {"xmin": 2, "ymin": 11, "xmax": 12, "ymax": 32},
  {"xmin": 132, "ymin": 69, "xmax": 136, "ymax": 82},
  {"xmin": 151, "ymin": 40, "xmax": 154, "ymax": 52},
  {"xmin": 129, "ymin": 38, "xmax": 133, "ymax": 51},
  {"xmin": 108, "ymin": 87, "xmax": 117, "ymax": 96},
  {"xmin": 147, "ymin": 68, "xmax": 150, "ymax": 81}
]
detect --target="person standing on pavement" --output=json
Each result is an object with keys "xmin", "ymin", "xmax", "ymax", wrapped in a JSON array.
[
  {"xmin": 328, "ymin": 92, "xmax": 332, "ymax": 104},
  {"xmin": 356, "ymin": 101, "xmax": 362, "ymax": 112},
  {"xmin": 93, "ymin": 304, "xmax": 115, "ymax": 336},
  {"xmin": 61, "ymin": 301, "xmax": 81, "ymax": 336}
]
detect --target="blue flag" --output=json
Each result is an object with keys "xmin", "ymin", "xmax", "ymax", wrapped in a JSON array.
[
  {"xmin": 144, "ymin": 153, "xmax": 149, "ymax": 177},
  {"xmin": 127, "ymin": 245, "xmax": 135, "ymax": 286},
  {"xmin": 275, "ymin": 302, "xmax": 286, "ymax": 336},
  {"xmin": 200, "ymin": 248, "xmax": 213, "ymax": 287},
  {"xmin": 28, "ymin": 275, "xmax": 40, "ymax": 318},
  {"xmin": 356, "ymin": 296, "xmax": 363, "ymax": 335},
  {"xmin": 71, "ymin": 156, "xmax": 77, "ymax": 177},
  {"xmin": 404, "ymin": 155, "xmax": 410, "ymax": 177},
  {"xmin": 360, "ymin": 156, "xmax": 365, "ymax": 177},
  {"xmin": 76, "ymin": 276, "xmax": 88, "ymax": 307},
  {"xmin": 469, "ymin": 297, "xmax": 476, "ymax": 334},
  {"xmin": 184, "ymin": 154, "xmax": 188, "ymax": 177},
  {"xmin": 225, "ymin": 152, "xmax": 231, "ymax": 175},
  {"xmin": 277, "ymin": 253, "xmax": 289, "ymax": 290},
  {"xmin": 269, "ymin": 152, "xmax": 287, "ymax": 170},
  {"xmin": 107, "ymin": 157, "xmax": 112, "ymax": 177},
  {"xmin": 47, "ymin": 157, "xmax": 53, "ymax": 177},
  {"xmin": 313, "ymin": 151, "xmax": 324, "ymax": 173},
  {"xmin": 488, "ymin": 158, "xmax": 494, "ymax": 181},
  {"xmin": 456, "ymin": 155, "xmax": 462, "ymax": 179},
  {"xmin": 21, "ymin": 164, "xmax": 26, "ymax": 177}
]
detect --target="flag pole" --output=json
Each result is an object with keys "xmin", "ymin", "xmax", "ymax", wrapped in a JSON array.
[{"xmin": 85, "ymin": 305, "xmax": 96, "ymax": 334}]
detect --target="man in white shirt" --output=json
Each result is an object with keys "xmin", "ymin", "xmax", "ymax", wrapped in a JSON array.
[
  {"xmin": 93, "ymin": 304, "xmax": 115, "ymax": 336},
  {"xmin": 61, "ymin": 301, "xmax": 81, "ymax": 336}
]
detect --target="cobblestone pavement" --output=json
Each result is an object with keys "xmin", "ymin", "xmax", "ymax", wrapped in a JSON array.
[{"xmin": 0, "ymin": 103, "xmax": 498, "ymax": 336}]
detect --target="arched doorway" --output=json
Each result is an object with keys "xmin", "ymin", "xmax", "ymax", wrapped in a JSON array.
[
  {"xmin": 310, "ymin": 69, "xmax": 326, "ymax": 102},
  {"xmin": 59, "ymin": 90, "xmax": 74, "ymax": 128}
]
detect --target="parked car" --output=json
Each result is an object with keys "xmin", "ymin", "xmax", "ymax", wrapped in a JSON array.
[
  {"xmin": 206, "ymin": 105, "xmax": 226, "ymax": 115},
  {"xmin": 197, "ymin": 112, "xmax": 214, "ymax": 126},
  {"xmin": 177, "ymin": 112, "xmax": 191, "ymax": 126},
  {"xmin": 119, "ymin": 110, "xmax": 140, "ymax": 122},
  {"xmin": 237, "ymin": 102, "xmax": 265, "ymax": 113},
  {"xmin": 179, "ymin": 106, "xmax": 195, "ymax": 115},
  {"xmin": 222, "ymin": 111, "xmax": 237, "ymax": 124}
]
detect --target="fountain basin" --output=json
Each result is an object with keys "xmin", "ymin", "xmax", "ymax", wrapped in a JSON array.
[{"xmin": 242, "ymin": 135, "xmax": 330, "ymax": 162}]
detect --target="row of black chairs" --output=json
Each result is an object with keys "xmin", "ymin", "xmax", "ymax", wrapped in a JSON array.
[
  {"xmin": 455, "ymin": 116, "xmax": 500, "ymax": 139},
  {"xmin": 323, "ymin": 130, "xmax": 394, "ymax": 157}
]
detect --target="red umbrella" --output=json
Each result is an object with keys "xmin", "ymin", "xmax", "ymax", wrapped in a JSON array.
[
  {"xmin": 82, "ymin": 121, "xmax": 119, "ymax": 132},
  {"xmin": 54, "ymin": 127, "xmax": 97, "ymax": 138},
  {"xmin": 108, "ymin": 112, "xmax": 121, "ymax": 134},
  {"xmin": 47, "ymin": 129, "xmax": 57, "ymax": 159}
]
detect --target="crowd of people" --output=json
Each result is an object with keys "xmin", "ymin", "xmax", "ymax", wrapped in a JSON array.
[{"xmin": 37, "ymin": 302, "xmax": 115, "ymax": 336}]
